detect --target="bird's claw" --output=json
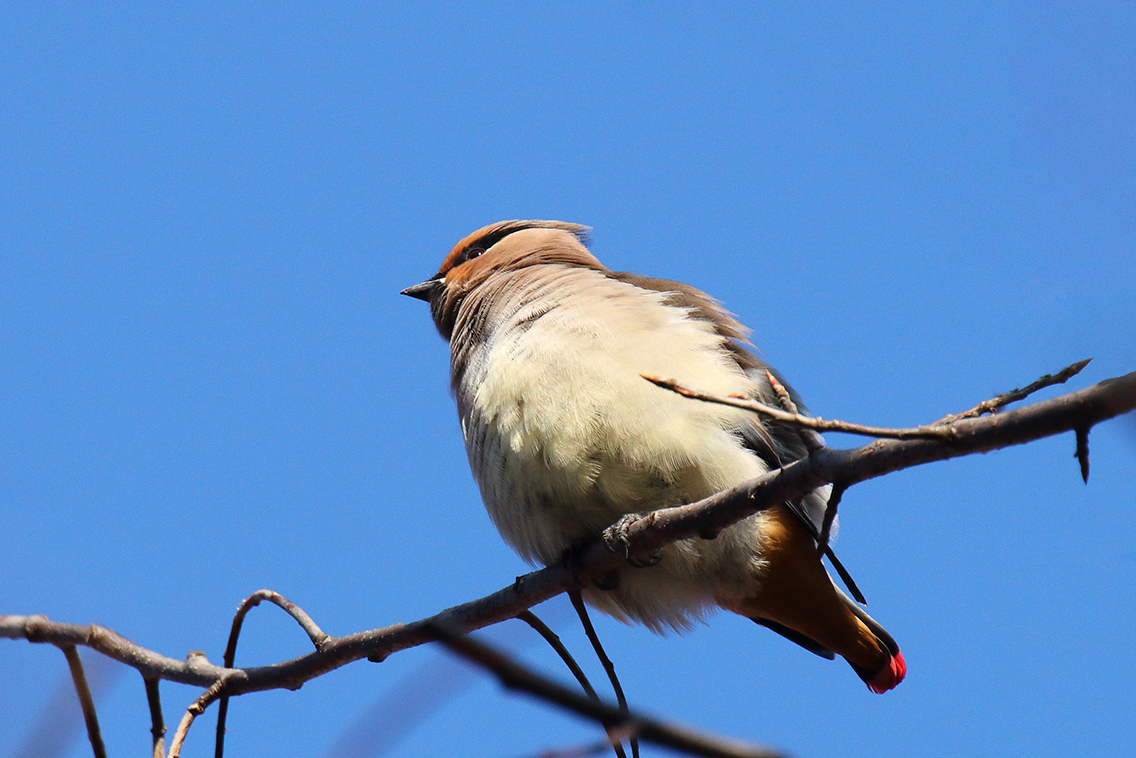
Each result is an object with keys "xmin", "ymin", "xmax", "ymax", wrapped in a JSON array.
[{"xmin": 603, "ymin": 513, "xmax": 663, "ymax": 568}]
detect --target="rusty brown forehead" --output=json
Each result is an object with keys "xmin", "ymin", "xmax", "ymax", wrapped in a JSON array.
[{"xmin": 437, "ymin": 223, "xmax": 502, "ymax": 276}]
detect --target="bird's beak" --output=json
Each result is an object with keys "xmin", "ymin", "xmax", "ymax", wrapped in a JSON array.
[{"xmin": 401, "ymin": 278, "xmax": 442, "ymax": 302}]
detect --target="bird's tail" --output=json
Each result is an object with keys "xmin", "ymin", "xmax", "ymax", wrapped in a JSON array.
[{"xmin": 732, "ymin": 505, "xmax": 906, "ymax": 694}]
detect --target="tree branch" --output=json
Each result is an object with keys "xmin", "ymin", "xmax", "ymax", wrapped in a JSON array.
[
  {"xmin": 62, "ymin": 645, "xmax": 107, "ymax": 758},
  {"xmin": 3, "ymin": 367, "xmax": 1133, "ymax": 751},
  {"xmin": 169, "ymin": 677, "xmax": 225, "ymax": 758},
  {"xmin": 569, "ymin": 591, "xmax": 637, "ymax": 758},
  {"xmin": 144, "ymin": 676, "xmax": 167, "ymax": 758},
  {"xmin": 643, "ymin": 358, "xmax": 1093, "ymax": 440},
  {"xmin": 216, "ymin": 589, "xmax": 329, "ymax": 758},
  {"xmin": 935, "ymin": 358, "xmax": 1093, "ymax": 423},
  {"xmin": 425, "ymin": 621, "xmax": 788, "ymax": 758}
]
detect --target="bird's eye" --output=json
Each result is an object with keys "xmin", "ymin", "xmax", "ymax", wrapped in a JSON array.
[{"xmin": 465, "ymin": 248, "xmax": 485, "ymax": 262}]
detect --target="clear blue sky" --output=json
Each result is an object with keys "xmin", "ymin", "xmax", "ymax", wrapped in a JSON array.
[{"xmin": 3, "ymin": 3, "xmax": 1134, "ymax": 757}]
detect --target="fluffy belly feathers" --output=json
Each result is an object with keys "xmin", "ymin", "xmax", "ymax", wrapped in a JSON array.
[{"xmin": 457, "ymin": 287, "xmax": 773, "ymax": 630}]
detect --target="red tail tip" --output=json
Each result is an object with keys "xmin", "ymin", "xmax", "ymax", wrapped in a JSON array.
[{"xmin": 867, "ymin": 650, "xmax": 906, "ymax": 694}]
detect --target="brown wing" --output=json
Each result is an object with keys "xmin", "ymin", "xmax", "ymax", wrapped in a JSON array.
[{"xmin": 608, "ymin": 270, "xmax": 866, "ymax": 604}]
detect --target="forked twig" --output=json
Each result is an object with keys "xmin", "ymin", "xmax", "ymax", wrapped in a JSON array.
[
  {"xmin": 652, "ymin": 360, "xmax": 1099, "ymax": 571},
  {"xmin": 225, "ymin": 589, "xmax": 329, "ymax": 655}
]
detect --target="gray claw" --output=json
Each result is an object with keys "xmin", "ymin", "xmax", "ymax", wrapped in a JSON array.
[{"xmin": 603, "ymin": 513, "xmax": 663, "ymax": 567}]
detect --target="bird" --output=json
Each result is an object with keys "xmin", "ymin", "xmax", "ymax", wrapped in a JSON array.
[{"xmin": 402, "ymin": 219, "xmax": 905, "ymax": 694}]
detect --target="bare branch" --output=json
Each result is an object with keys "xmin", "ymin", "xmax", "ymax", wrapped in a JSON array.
[
  {"xmin": 62, "ymin": 645, "xmax": 107, "ymax": 758},
  {"xmin": 226, "ymin": 589, "xmax": 329, "ymax": 655},
  {"xmin": 425, "ymin": 621, "xmax": 788, "ymax": 758},
  {"xmin": 516, "ymin": 611, "xmax": 627, "ymax": 758},
  {"xmin": 516, "ymin": 611, "xmax": 601, "ymax": 701},
  {"xmin": 3, "ymin": 368, "xmax": 1133, "ymax": 735},
  {"xmin": 935, "ymin": 358, "xmax": 1092, "ymax": 423},
  {"xmin": 569, "ymin": 591, "xmax": 637, "ymax": 758},
  {"xmin": 645, "ymin": 358, "xmax": 1094, "ymax": 441},
  {"xmin": 613, "ymin": 370, "xmax": 1136, "ymax": 568},
  {"xmin": 644, "ymin": 374, "xmax": 955, "ymax": 439},
  {"xmin": 169, "ymin": 677, "xmax": 225, "ymax": 758},
  {"xmin": 216, "ymin": 589, "xmax": 329, "ymax": 758},
  {"xmin": 764, "ymin": 369, "xmax": 824, "ymax": 452}
]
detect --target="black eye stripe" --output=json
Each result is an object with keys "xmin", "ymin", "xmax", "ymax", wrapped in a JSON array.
[
  {"xmin": 461, "ymin": 225, "xmax": 524, "ymax": 260},
  {"xmin": 457, "ymin": 220, "xmax": 588, "ymax": 267}
]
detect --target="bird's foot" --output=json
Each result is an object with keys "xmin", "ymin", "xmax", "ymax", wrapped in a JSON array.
[{"xmin": 603, "ymin": 512, "xmax": 663, "ymax": 568}]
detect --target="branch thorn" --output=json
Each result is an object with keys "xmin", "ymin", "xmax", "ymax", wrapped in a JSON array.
[{"xmin": 1075, "ymin": 425, "xmax": 1091, "ymax": 483}]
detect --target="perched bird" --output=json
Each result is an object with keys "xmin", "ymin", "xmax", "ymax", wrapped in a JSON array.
[{"xmin": 402, "ymin": 220, "xmax": 905, "ymax": 693}]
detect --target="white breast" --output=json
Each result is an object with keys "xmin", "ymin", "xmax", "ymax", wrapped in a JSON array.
[{"xmin": 454, "ymin": 267, "xmax": 770, "ymax": 565}]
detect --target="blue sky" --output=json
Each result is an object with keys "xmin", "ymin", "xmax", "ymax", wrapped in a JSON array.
[{"xmin": 2, "ymin": 2, "xmax": 1134, "ymax": 757}]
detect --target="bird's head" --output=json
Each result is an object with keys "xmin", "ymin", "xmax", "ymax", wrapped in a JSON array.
[{"xmin": 401, "ymin": 219, "xmax": 597, "ymax": 339}]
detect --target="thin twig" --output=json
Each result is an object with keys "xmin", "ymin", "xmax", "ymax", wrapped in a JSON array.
[
  {"xmin": 170, "ymin": 678, "xmax": 225, "ymax": 758},
  {"xmin": 569, "ymin": 591, "xmax": 638, "ymax": 758},
  {"xmin": 225, "ymin": 589, "xmax": 329, "ymax": 656},
  {"xmin": 516, "ymin": 611, "xmax": 627, "ymax": 758},
  {"xmin": 935, "ymin": 358, "xmax": 1092, "ymax": 424},
  {"xmin": 764, "ymin": 370, "xmax": 824, "ymax": 452},
  {"xmin": 426, "ymin": 621, "xmax": 787, "ymax": 758},
  {"xmin": 646, "ymin": 358, "xmax": 1093, "ymax": 441},
  {"xmin": 516, "ymin": 611, "xmax": 600, "ymax": 700},
  {"xmin": 62, "ymin": 644, "xmax": 107, "ymax": 758},
  {"xmin": 145, "ymin": 676, "xmax": 167, "ymax": 758},
  {"xmin": 216, "ymin": 589, "xmax": 329, "ymax": 757},
  {"xmin": 645, "ymin": 374, "xmax": 958, "ymax": 439}
]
